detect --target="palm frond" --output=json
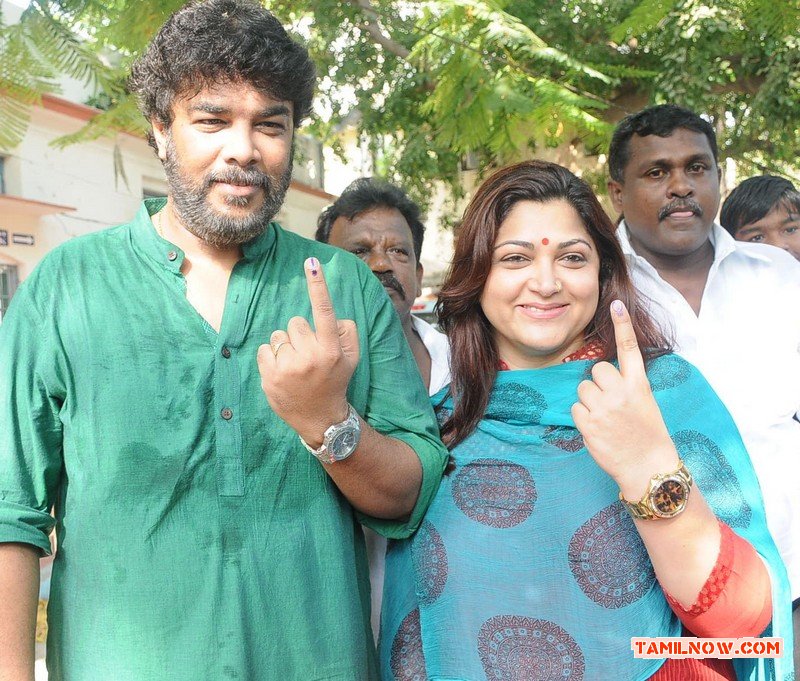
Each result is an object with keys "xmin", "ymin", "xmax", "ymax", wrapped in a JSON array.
[
  {"xmin": 50, "ymin": 94, "xmax": 147, "ymax": 148},
  {"xmin": 0, "ymin": 16, "xmax": 60, "ymax": 149},
  {"xmin": 611, "ymin": 0, "xmax": 679, "ymax": 42},
  {"xmin": 23, "ymin": 2, "xmax": 122, "ymax": 94}
]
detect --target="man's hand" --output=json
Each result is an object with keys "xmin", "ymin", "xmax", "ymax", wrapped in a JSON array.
[
  {"xmin": 257, "ymin": 257, "xmax": 360, "ymax": 446},
  {"xmin": 571, "ymin": 300, "xmax": 678, "ymax": 498}
]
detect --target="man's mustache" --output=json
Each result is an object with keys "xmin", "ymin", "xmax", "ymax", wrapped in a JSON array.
[
  {"xmin": 206, "ymin": 167, "xmax": 271, "ymax": 190},
  {"xmin": 376, "ymin": 272, "xmax": 406, "ymax": 301},
  {"xmin": 658, "ymin": 199, "xmax": 703, "ymax": 221}
]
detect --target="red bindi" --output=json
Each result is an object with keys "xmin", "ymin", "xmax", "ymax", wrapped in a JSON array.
[{"xmin": 541, "ymin": 238, "xmax": 550, "ymax": 246}]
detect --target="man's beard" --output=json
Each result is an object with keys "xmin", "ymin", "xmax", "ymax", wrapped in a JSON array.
[{"xmin": 162, "ymin": 136, "xmax": 293, "ymax": 248}]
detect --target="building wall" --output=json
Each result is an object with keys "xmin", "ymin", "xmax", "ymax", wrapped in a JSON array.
[{"xmin": 0, "ymin": 104, "xmax": 167, "ymax": 282}]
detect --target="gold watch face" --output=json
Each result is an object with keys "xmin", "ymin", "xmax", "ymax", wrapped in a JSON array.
[{"xmin": 650, "ymin": 478, "xmax": 689, "ymax": 518}]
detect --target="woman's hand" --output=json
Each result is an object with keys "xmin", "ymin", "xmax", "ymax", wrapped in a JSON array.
[
  {"xmin": 571, "ymin": 300, "xmax": 679, "ymax": 500},
  {"xmin": 572, "ymin": 301, "xmax": 727, "ymax": 611}
]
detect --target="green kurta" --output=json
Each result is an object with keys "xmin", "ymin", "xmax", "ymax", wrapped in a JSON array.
[{"xmin": 0, "ymin": 200, "xmax": 448, "ymax": 680}]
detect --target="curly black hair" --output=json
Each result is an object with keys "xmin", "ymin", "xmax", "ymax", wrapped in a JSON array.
[
  {"xmin": 129, "ymin": 0, "xmax": 315, "ymax": 146},
  {"xmin": 315, "ymin": 178, "xmax": 426, "ymax": 260}
]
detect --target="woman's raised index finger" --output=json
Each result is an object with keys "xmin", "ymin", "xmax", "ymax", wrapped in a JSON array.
[
  {"xmin": 304, "ymin": 257, "xmax": 339, "ymax": 347},
  {"xmin": 610, "ymin": 300, "xmax": 646, "ymax": 379}
]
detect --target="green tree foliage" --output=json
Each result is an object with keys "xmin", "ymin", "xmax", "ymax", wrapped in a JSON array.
[
  {"xmin": 0, "ymin": 0, "xmax": 134, "ymax": 148},
  {"xmin": 2, "ymin": 0, "xmax": 798, "ymax": 197}
]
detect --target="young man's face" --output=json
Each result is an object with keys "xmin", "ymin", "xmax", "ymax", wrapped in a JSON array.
[
  {"xmin": 152, "ymin": 80, "xmax": 294, "ymax": 247},
  {"xmin": 608, "ymin": 128, "xmax": 721, "ymax": 260},
  {"xmin": 733, "ymin": 203, "xmax": 800, "ymax": 261},
  {"xmin": 327, "ymin": 206, "xmax": 422, "ymax": 322}
]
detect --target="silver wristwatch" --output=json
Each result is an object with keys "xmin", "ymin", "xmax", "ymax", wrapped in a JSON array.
[{"xmin": 299, "ymin": 404, "xmax": 361, "ymax": 464}]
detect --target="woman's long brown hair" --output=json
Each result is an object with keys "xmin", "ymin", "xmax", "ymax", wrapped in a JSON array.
[{"xmin": 436, "ymin": 160, "xmax": 670, "ymax": 449}]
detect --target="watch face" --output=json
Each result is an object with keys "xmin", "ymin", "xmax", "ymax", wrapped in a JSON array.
[
  {"xmin": 651, "ymin": 478, "xmax": 689, "ymax": 518},
  {"xmin": 329, "ymin": 427, "xmax": 359, "ymax": 460}
]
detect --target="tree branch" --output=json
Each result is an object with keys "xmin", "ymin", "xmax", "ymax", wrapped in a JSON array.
[
  {"xmin": 348, "ymin": 0, "xmax": 410, "ymax": 59},
  {"xmin": 346, "ymin": 0, "xmax": 627, "ymax": 111}
]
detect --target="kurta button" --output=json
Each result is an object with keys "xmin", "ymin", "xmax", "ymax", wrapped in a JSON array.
[
  {"xmin": 221, "ymin": 346, "xmax": 231, "ymax": 358},
  {"xmin": 221, "ymin": 407, "xmax": 233, "ymax": 420},
  {"xmin": 167, "ymin": 250, "xmax": 178, "ymax": 261}
]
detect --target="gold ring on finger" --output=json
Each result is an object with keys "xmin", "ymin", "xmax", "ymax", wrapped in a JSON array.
[{"xmin": 272, "ymin": 340, "xmax": 290, "ymax": 356}]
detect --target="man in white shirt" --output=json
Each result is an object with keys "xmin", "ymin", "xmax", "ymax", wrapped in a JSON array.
[
  {"xmin": 607, "ymin": 104, "xmax": 800, "ymax": 666},
  {"xmin": 317, "ymin": 177, "xmax": 450, "ymax": 638}
]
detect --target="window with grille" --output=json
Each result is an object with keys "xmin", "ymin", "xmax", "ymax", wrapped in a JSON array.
[{"xmin": 0, "ymin": 263, "xmax": 19, "ymax": 321}]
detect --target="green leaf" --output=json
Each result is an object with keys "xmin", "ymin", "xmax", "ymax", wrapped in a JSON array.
[{"xmin": 611, "ymin": 0, "xmax": 680, "ymax": 42}]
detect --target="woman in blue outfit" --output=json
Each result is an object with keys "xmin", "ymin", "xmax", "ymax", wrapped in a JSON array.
[{"xmin": 380, "ymin": 161, "xmax": 792, "ymax": 680}]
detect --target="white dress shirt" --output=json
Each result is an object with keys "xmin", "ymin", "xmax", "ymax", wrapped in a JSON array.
[
  {"xmin": 618, "ymin": 221, "xmax": 800, "ymax": 598},
  {"xmin": 367, "ymin": 315, "xmax": 451, "ymax": 641},
  {"xmin": 411, "ymin": 314, "xmax": 451, "ymax": 396}
]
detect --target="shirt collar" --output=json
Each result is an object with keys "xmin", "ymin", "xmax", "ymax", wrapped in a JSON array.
[
  {"xmin": 708, "ymin": 221, "xmax": 774, "ymax": 264},
  {"xmin": 616, "ymin": 219, "xmax": 773, "ymax": 270},
  {"xmin": 411, "ymin": 314, "xmax": 438, "ymax": 343},
  {"xmin": 131, "ymin": 198, "xmax": 277, "ymax": 270},
  {"xmin": 241, "ymin": 221, "xmax": 277, "ymax": 260}
]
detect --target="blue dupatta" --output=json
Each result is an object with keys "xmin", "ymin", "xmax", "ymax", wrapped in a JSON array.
[{"xmin": 380, "ymin": 354, "xmax": 792, "ymax": 681}]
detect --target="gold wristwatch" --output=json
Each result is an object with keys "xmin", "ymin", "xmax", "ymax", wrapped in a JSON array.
[{"xmin": 619, "ymin": 459, "xmax": 693, "ymax": 520}]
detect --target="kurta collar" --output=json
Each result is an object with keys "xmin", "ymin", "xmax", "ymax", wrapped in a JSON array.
[{"xmin": 131, "ymin": 198, "xmax": 277, "ymax": 271}]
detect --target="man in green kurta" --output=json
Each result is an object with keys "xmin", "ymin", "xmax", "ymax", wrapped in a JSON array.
[{"xmin": 0, "ymin": 2, "xmax": 448, "ymax": 679}]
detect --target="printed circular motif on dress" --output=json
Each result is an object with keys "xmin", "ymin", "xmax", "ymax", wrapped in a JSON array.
[
  {"xmin": 411, "ymin": 520, "xmax": 449, "ymax": 605},
  {"xmin": 673, "ymin": 430, "xmax": 751, "ymax": 528},
  {"xmin": 541, "ymin": 425, "xmax": 585, "ymax": 452},
  {"xmin": 647, "ymin": 354, "xmax": 692, "ymax": 392},
  {"xmin": 390, "ymin": 608, "xmax": 427, "ymax": 681},
  {"xmin": 490, "ymin": 382, "xmax": 547, "ymax": 422},
  {"xmin": 435, "ymin": 406, "xmax": 452, "ymax": 428},
  {"xmin": 452, "ymin": 459, "xmax": 537, "ymax": 528},
  {"xmin": 477, "ymin": 615, "xmax": 585, "ymax": 681},
  {"xmin": 567, "ymin": 502, "xmax": 655, "ymax": 608}
]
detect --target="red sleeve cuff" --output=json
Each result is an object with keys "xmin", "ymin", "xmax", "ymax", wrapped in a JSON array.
[{"xmin": 663, "ymin": 520, "xmax": 772, "ymax": 637}]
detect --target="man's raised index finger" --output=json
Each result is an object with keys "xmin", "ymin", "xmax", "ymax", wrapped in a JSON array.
[
  {"xmin": 304, "ymin": 257, "xmax": 339, "ymax": 346},
  {"xmin": 610, "ymin": 299, "xmax": 646, "ymax": 379}
]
